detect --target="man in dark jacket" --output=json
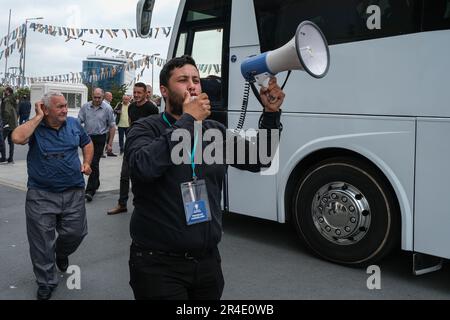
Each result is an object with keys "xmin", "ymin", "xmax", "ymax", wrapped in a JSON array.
[
  {"xmin": 18, "ymin": 95, "xmax": 32, "ymax": 124},
  {"xmin": 125, "ymin": 56, "xmax": 284, "ymax": 300},
  {"xmin": 107, "ymin": 83, "xmax": 158, "ymax": 215},
  {"xmin": 1, "ymin": 87, "xmax": 17, "ymax": 163}
]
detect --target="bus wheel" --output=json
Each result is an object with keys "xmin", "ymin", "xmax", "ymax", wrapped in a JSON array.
[{"xmin": 292, "ymin": 157, "xmax": 399, "ymax": 266}]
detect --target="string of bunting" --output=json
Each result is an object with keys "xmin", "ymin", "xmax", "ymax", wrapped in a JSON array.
[
  {"xmin": 6, "ymin": 55, "xmax": 164, "ymax": 86},
  {"xmin": 126, "ymin": 64, "xmax": 151, "ymax": 88},
  {"xmin": 0, "ymin": 37, "xmax": 25, "ymax": 60},
  {"xmin": 5, "ymin": 60, "xmax": 222, "ymax": 87},
  {"xmin": 6, "ymin": 59, "xmax": 222, "ymax": 88},
  {"xmin": 30, "ymin": 25, "xmax": 166, "ymax": 61},
  {"xmin": 0, "ymin": 23, "xmax": 26, "ymax": 48},
  {"xmin": 29, "ymin": 23, "xmax": 172, "ymax": 39},
  {"xmin": 64, "ymin": 35, "xmax": 156, "ymax": 60}
]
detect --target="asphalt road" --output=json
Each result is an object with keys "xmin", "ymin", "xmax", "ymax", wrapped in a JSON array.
[{"xmin": 1, "ymin": 184, "xmax": 450, "ymax": 300}]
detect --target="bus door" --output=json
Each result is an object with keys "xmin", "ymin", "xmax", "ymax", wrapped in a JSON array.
[{"xmin": 173, "ymin": 0, "xmax": 232, "ymax": 210}]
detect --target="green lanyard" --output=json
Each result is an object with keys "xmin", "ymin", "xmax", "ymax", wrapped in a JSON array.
[{"xmin": 163, "ymin": 112, "xmax": 199, "ymax": 179}]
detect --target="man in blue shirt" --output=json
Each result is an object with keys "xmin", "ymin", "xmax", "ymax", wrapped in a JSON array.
[{"xmin": 12, "ymin": 91, "xmax": 94, "ymax": 300}]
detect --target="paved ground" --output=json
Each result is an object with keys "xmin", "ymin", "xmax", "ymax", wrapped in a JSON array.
[{"xmin": 2, "ymin": 181, "xmax": 450, "ymax": 300}]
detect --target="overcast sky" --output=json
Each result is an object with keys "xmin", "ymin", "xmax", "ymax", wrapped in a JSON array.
[{"xmin": 0, "ymin": 0, "xmax": 180, "ymax": 94}]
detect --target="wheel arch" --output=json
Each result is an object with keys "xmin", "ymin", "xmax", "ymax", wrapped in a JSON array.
[{"xmin": 279, "ymin": 146, "xmax": 412, "ymax": 251}]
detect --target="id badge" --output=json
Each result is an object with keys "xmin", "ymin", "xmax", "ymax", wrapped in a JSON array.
[{"xmin": 181, "ymin": 179, "xmax": 212, "ymax": 226}]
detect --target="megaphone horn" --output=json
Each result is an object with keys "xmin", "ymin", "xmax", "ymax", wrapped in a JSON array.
[{"xmin": 241, "ymin": 21, "xmax": 330, "ymax": 87}]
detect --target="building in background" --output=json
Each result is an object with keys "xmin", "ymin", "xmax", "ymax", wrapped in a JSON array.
[{"xmin": 82, "ymin": 55, "xmax": 135, "ymax": 92}]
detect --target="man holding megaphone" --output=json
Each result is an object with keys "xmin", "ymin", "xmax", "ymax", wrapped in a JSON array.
[{"xmin": 124, "ymin": 55, "xmax": 285, "ymax": 300}]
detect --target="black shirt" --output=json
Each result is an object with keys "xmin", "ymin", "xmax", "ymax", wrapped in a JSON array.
[
  {"xmin": 128, "ymin": 100, "xmax": 158, "ymax": 124},
  {"xmin": 18, "ymin": 100, "xmax": 32, "ymax": 116},
  {"xmin": 125, "ymin": 111, "xmax": 282, "ymax": 255}
]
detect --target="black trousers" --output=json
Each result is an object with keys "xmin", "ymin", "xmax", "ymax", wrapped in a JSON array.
[
  {"xmin": 129, "ymin": 243, "xmax": 224, "ymax": 300},
  {"xmin": 118, "ymin": 157, "xmax": 130, "ymax": 206},
  {"xmin": 118, "ymin": 127, "xmax": 128, "ymax": 153},
  {"xmin": 86, "ymin": 134, "xmax": 107, "ymax": 195},
  {"xmin": 2, "ymin": 128, "xmax": 14, "ymax": 161},
  {"xmin": 0, "ymin": 127, "xmax": 5, "ymax": 160}
]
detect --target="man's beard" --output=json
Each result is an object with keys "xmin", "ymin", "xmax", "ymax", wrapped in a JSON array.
[{"xmin": 167, "ymin": 90, "xmax": 184, "ymax": 116}]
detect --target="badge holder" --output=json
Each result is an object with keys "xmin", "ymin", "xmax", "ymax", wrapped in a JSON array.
[{"xmin": 181, "ymin": 178, "xmax": 212, "ymax": 226}]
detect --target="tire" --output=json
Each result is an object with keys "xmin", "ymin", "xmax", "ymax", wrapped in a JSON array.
[{"xmin": 292, "ymin": 157, "xmax": 399, "ymax": 266}]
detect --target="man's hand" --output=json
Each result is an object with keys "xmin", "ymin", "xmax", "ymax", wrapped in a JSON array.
[
  {"xmin": 34, "ymin": 101, "xmax": 45, "ymax": 120},
  {"xmin": 260, "ymin": 77, "xmax": 285, "ymax": 112},
  {"xmin": 81, "ymin": 163, "xmax": 92, "ymax": 176},
  {"xmin": 105, "ymin": 143, "xmax": 113, "ymax": 153},
  {"xmin": 182, "ymin": 91, "xmax": 211, "ymax": 121}
]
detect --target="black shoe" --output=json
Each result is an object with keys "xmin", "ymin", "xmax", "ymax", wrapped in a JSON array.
[
  {"xmin": 85, "ymin": 193, "xmax": 93, "ymax": 202},
  {"xmin": 37, "ymin": 285, "xmax": 54, "ymax": 300},
  {"xmin": 7, "ymin": 158, "xmax": 14, "ymax": 164},
  {"xmin": 100, "ymin": 154, "xmax": 106, "ymax": 158},
  {"xmin": 0, "ymin": 158, "xmax": 6, "ymax": 163},
  {"xmin": 56, "ymin": 256, "xmax": 69, "ymax": 272},
  {"xmin": 107, "ymin": 152, "xmax": 118, "ymax": 157}
]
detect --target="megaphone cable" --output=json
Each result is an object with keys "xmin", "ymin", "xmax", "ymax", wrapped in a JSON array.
[
  {"xmin": 235, "ymin": 71, "xmax": 291, "ymax": 132},
  {"xmin": 235, "ymin": 81, "xmax": 251, "ymax": 131}
]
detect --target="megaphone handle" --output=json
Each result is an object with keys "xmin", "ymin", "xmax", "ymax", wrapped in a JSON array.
[{"xmin": 254, "ymin": 73, "xmax": 271, "ymax": 89}]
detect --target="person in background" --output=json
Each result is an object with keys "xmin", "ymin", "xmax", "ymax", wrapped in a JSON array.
[
  {"xmin": 103, "ymin": 91, "xmax": 117, "ymax": 157},
  {"xmin": 78, "ymin": 88, "xmax": 116, "ymax": 202},
  {"xmin": 107, "ymin": 83, "xmax": 158, "ymax": 215},
  {"xmin": 113, "ymin": 95, "xmax": 131, "ymax": 155},
  {"xmin": 104, "ymin": 92, "xmax": 113, "ymax": 106},
  {"xmin": 146, "ymin": 84, "xmax": 158, "ymax": 108},
  {"xmin": 18, "ymin": 95, "xmax": 32, "ymax": 124},
  {"xmin": 11, "ymin": 91, "xmax": 93, "ymax": 300},
  {"xmin": 1, "ymin": 87, "xmax": 17, "ymax": 163},
  {"xmin": 0, "ymin": 97, "xmax": 6, "ymax": 163}
]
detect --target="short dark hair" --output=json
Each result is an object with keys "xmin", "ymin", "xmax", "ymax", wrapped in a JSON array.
[
  {"xmin": 134, "ymin": 82, "xmax": 147, "ymax": 91},
  {"xmin": 160, "ymin": 55, "xmax": 198, "ymax": 87},
  {"xmin": 5, "ymin": 87, "xmax": 13, "ymax": 95}
]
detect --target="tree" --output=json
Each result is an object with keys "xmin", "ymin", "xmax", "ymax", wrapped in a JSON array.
[
  {"xmin": 15, "ymin": 87, "xmax": 31, "ymax": 100},
  {"xmin": 110, "ymin": 84, "xmax": 128, "ymax": 108}
]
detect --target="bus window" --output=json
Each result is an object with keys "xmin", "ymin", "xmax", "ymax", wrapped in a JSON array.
[
  {"xmin": 191, "ymin": 29, "xmax": 223, "ymax": 78},
  {"xmin": 423, "ymin": 0, "xmax": 450, "ymax": 31},
  {"xmin": 173, "ymin": 0, "xmax": 231, "ymax": 126},
  {"xmin": 191, "ymin": 29, "xmax": 225, "ymax": 123},
  {"xmin": 185, "ymin": 0, "xmax": 230, "ymax": 22},
  {"xmin": 175, "ymin": 32, "xmax": 188, "ymax": 57},
  {"xmin": 253, "ymin": 0, "xmax": 422, "ymax": 51}
]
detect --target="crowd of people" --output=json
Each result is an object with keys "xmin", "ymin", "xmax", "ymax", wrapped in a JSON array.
[{"xmin": 4, "ymin": 55, "xmax": 286, "ymax": 300}]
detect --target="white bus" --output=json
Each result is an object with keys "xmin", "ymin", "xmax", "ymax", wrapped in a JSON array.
[{"xmin": 138, "ymin": 0, "xmax": 450, "ymax": 273}]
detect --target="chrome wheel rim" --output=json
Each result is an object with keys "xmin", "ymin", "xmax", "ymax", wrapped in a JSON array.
[{"xmin": 311, "ymin": 182, "xmax": 371, "ymax": 245}]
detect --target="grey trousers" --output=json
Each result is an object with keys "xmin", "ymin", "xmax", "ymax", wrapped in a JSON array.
[{"xmin": 25, "ymin": 188, "xmax": 88, "ymax": 287}]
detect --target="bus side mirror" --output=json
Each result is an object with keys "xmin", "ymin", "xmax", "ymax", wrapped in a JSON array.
[{"xmin": 136, "ymin": 0, "xmax": 155, "ymax": 38}]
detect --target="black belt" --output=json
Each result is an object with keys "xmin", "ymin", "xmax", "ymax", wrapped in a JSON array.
[{"xmin": 132, "ymin": 241, "xmax": 215, "ymax": 260}]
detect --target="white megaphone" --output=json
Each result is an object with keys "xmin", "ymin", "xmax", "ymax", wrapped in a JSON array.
[{"xmin": 241, "ymin": 21, "xmax": 330, "ymax": 87}]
